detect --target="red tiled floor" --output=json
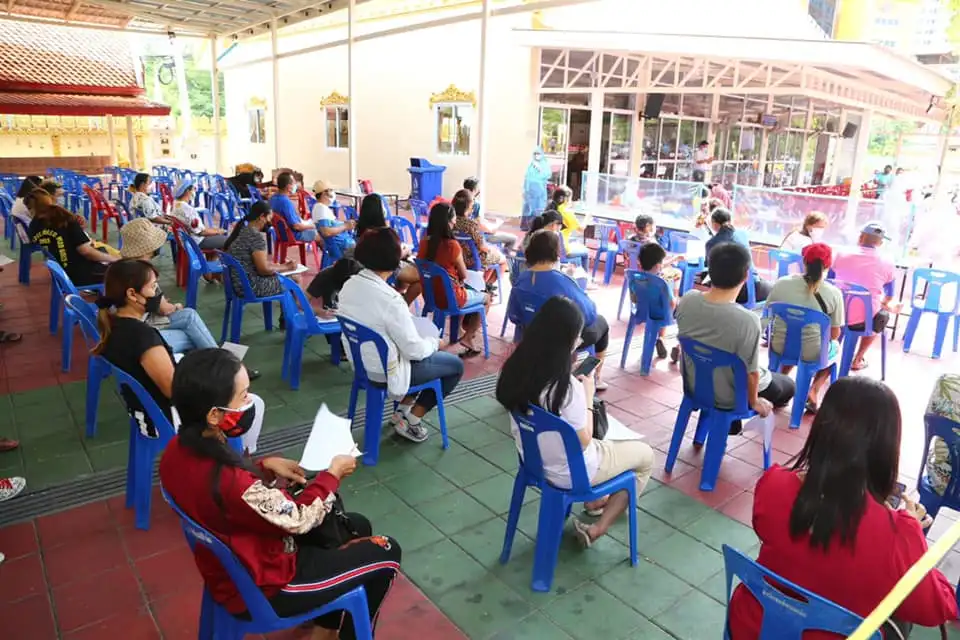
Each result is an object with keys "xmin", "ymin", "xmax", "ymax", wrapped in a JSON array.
[
  {"xmin": 0, "ymin": 552, "xmax": 46, "ymax": 604},
  {"xmin": 62, "ymin": 610, "xmax": 160, "ymax": 640},
  {"xmin": 44, "ymin": 527, "xmax": 128, "ymax": 587},
  {"xmin": 0, "ymin": 593, "xmax": 58, "ymax": 640},
  {"xmin": 0, "ymin": 520, "xmax": 39, "ymax": 560},
  {"xmin": 36, "ymin": 502, "xmax": 114, "ymax": 550},
  {"xmin": 719, "ymin": 491, "xmax": 756, "ymax": 526},
  {"xmin": 52, "ymin": 565, "xmax": 145, "ymax": 633},
  {"xmin": 136, "ymin": 546, "xmax": 204, "ymax": 602},
  {"xmin": 667, "ymin": 472, "xmax": 746, "ymax": 509},
  {"xmin": 150, "ymin": 586, "xmax": 204, "ymax": 640}
]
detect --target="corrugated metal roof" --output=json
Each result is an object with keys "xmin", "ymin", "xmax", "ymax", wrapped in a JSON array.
[{"xmin": 0, "ymin": 92, "xmax": 170, "ymax": 116}]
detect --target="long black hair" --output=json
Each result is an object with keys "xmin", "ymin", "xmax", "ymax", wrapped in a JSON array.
[
  {"xmin": 496, "ymin": 296, "xmax": 584, "ymax": 415},
  {"xmin": 425, "ymin": 202, "xmax": 455, "ymax": 261},
  {"xmin": 173, "ymin": 348, "xmax": 261, "ymax": 506},
  {"xmin": 710, "ymin": 207, "xmax": 735, "ymax": 233},
  {"xmin": 789, "ymin": 377, "xmax": 901, "ymax": 550},
  {"xmin": 16, "ymin": 176, "xmax": 41, "ymax": 199},
  {"xmin": 356, "ymin": 193, "xmax": 387, "ymax": 236},
  {"xmin": 223, "ymin": 200, "xmax": 271, "ymax": 251}
]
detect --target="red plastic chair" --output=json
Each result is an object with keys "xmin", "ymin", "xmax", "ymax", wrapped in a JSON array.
[
  {"xmin": 157, "ymin": 182, "xmax": 174, "ymax": 214},
  {"xmin": 271, "ymin": 216, "xmax": 322, "ymax": 270},
  {"xmin": 82, "ymin": 184, "xmax": 125, "ymax": 244},
  {"xmin": 171, "ymin": 220, "xmax": 219, "ymax": 288}
]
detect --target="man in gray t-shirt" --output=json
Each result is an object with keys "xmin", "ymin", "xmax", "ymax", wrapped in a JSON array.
[{"xmin": 676, "ymin": 242, "xmax": 795, "ymax": 420}]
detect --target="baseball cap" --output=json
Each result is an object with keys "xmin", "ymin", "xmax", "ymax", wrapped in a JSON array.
[{"xmin": 860, "ymin": 221, "xmax": 890, "ymax": 241}]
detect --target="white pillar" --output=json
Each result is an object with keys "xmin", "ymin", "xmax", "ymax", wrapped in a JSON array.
[
  {"xmin": 475, "ymin": 0, "xmax": 492, "ymax": 217},
  {"xmin": 755, "ymin": 95, "xmax": 773, "ymax": 186},
  {"xmin": 707, "ymin": 93, "xmax": 721, "ymax": 183},
  {"xmin": 585, "ymin": 89, "xmax": 604, "ymax": 204},
  {"xmin": 211, "ymin": 36, "xmax": 223, "ymax": 176},
  {"xmin": 828, "ymin": 109, "xmax": 848, "ymax": 185},
  {"xmin": 933, "ymin": 112, "xmax": 951, "ymax": 199},
  {"xmin": 347, "ymin": 0, "xmax": 358, "ymax": 190},
  {"xmin": 125, "ymin": 115, "xmax": 137, "ymax": 168},
  {"xmin": 797, "ymin": 103, "xmax": 815, "ymax": 185},
  {"xmin": 106, "ymin": 115, "xmax": 117, "ymax": 166},
  {"xmin": 270, "ymin": 18, "xmax": 281, "ymax": 169},
  {"xmin": 849, "ymin": 109, "xmax": 873, "ymax": 196}
]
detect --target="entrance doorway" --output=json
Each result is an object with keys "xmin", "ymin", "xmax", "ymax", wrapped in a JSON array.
[{"xmin": 538, "ymin": 105, "xmax": 591, "ymax": 199}]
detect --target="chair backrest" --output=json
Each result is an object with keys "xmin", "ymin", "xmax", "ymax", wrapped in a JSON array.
[
  {"xmin": 766, "ymin": 302, "xmax": 832, "ymax": 367},
  {"xmin": 677, "ymin": 336, "xmax": 750, "ymax": 414},
  {"xmin": 280, "ymin": 276, "xmax": 338, "ymax": 334},
  {"xmin": 510, "ymin": 405, "xmax": 594, "ymax": 492},
  {"xmin": 175, "ymin": 226, "xmax": 206, "ymax": 272},
  {"xmin": 767, "ymin": 249, "xmax": 804, "ymax": 279},
  {"xmin": 271, "ymin": 215, "xmax": 299, "ymax": 244},
  {"xmin": 12, "ymin": 216, "xmax": 31, "ymax": 245},
  {"xmin": 336, "ymin": 315, "xmax": 390, "ymax": 385},
  {"xmin": 388, "ymin": 216, "xmax": 419, "ymax": 250},
  {"xmin": 911, "ymin": 268, "xmax": 960, "ymax": 315},
  {"xmin": 111, "ymin": 363, "xmax": 177, "ymax": 442},
  {"xmin": 341, "ymin": 205, "xmax": 358, "ymax": 222},
  {"xmin": 161, "ymin": 487, "xmax": 280, "ymax": 621},
  {"xmin": 64, "ymin": 294, "xmax": 100, "ymax": 346},
  {"xmin": 922, "ymin": 413, "xmax": 960, "ymax": 506},
  {"xmin": 211, "ymin": 192, "xmax": 236, "ymax": 227},
  {"xmin": 45, "ymin": 259, "xmax": 80, "ymax": 297},
  {"xmin": 619, "ymin": 239, "xmax": 643, "ymax": 271},
  {"xmin": 668, "ymin": 231, "xmax": 704, "ymax": 255},
  {"xmin": 722, "ymin": 545, "xmax": 881, "ymax": 640},
  {"xmin": 217, "ymin": 250, "xmax": 260, "ymax": 301},
  {"xmin": 248, "ymin": 185, "xmax": 263, "ymax": 202},
  {"xmin": 507, "ymin": 289, "xmax": 549, "ymax": 330},
  {"xmin": 453, "ymin": 233, "xmax": 482, "ymax": 270},
  {"xmin": 832, "ymin": 279, "xmax": 875, "ymax": 336},
  {"xmin": 593, "ymin": 222, "xmax": 623, "ymax": 251},
  {"xmin": 414, "ymin": 259, "xmax": 460, "ymax": 312},
  {"xmin": 627, "ymin": 271, "xmax": 673, "ymax": 323},
  {"xmin": 409, "ymin": 199, "xmax": 428, "ymax": 227}
]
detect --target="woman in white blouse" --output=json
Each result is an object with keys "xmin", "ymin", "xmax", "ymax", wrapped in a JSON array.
[
  {"xmin": 337, "ymin": 227, "xmax": 464, "ymax": 444},
  {"xmin": 781, "ymin": 212, "xmax": 828, "ymax": 252},
  {"xmin": 129, "ymin": 173, "xmax": 173, "ymax": 226}
]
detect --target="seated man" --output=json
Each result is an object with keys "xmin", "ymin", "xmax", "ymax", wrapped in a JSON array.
[
  {"xmin": 832, "ymin": 222, "xmax": 897, "ymax": 372},
  {"xmin": 676, "ymin": 242, "xmax": 796, "ymax": 433},
  {"xmin": 268, "ymin": 172, "xmax": 318, "ymax": 243},
  {"xmin": 311, "ymin": 179, "xmax": 355, "ymax": 260}
]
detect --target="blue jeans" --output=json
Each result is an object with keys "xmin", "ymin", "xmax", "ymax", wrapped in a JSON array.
[
  {"xmin": 408, "ymin": 351, "xmax": 464, "ymax": 412},
  {"xmin": 296, "ymin": 228, "xmax": 319, "ymax": 242},
  {"xmin": 160, "ymin": 308, "xmax": 218, "ymax": 354}
]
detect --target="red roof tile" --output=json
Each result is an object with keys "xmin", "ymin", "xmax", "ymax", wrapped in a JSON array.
[
  {"xmin": 0, "ymin": 92, "xmax": 170, "ymax": 117},
  {"xmin": 0, "ymin": 18, "xmax": 141, "ymax": 95}
]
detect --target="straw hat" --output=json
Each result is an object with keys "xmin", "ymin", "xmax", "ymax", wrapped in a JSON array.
[{"xmin": 120, "ymin": 218, "xmax": 168, "ymax": 259}]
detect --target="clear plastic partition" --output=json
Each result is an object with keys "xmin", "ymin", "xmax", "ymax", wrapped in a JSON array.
[{"xmin": 576, "ymin": 172, "xmax": 702, "ymax": 229}]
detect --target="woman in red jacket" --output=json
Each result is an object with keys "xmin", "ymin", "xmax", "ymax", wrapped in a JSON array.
[
  {"xmin": 728, "ymin": 376, "xmax": 957, "ymax": 639},
  {"xmin": 159, "ymin": 348, "xmax": 400, "ymax": 640}
]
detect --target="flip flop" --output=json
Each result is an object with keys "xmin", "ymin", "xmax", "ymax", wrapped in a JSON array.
[
  {"xmin": 458, "ymin": 342, "xmax": 482, "ymax": 358},
  {"xmin": 0, "ymin": 331, "xmax": 22, "ymax": 344},
  {"xmin": 851, "ymin": 359, "xmax": 869, "ymax": 372},
  {"xmin": 572, "ymin": 519, "xmax": 594, "ymax": 549}
]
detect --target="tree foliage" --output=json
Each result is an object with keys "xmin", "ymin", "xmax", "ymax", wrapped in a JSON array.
[{"xmin": 142, "ymin": 55, "xmax": 225, "ymax": 119}]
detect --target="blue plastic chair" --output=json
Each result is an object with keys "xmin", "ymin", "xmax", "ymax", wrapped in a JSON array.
[
  {"xmin": 278, "ymin": 277, "xmax": 342, "ymax": 390},
  {"xmin": 45, "ymin": 260, "xmax": 104, "ymax": 372},
  {"xmin": 409, "ymin": 198, "xmax": 429, "ymax": 232},
  {"xmin": 901, "ymin": 268, "xmax": 960, "ymax": 359},
  {"xmin": 210, "ymin": 192, "xmax": 239, "ymax": 229},
  {"xmin": 175, "ymin": 227, "xmax": 224, "ymax": 309},
  {"xmin": 0, "ymin": 190, "xmax": 14, "ymax": 250},
  {"xmin": 558, "ymin": 233, "xmax": 589, "ymax": 271},
  {"xmin": 767, "ymin": 249, "xmax": 804, "ymax": 279},
  {"xmin": 620, "ymin": 272, "xmax": 674, "ymax": 375},
  {"xmin": 337, "ymin": 316, "xmax": 449, "ymax": 466},
  {"xmin": 501, "ymin": 289, "xmax": 595, "ymax": 357},
  {"xmin": 917, "ymin": 413, "xmax": 960, "ymax": 521},
  {"xmin": 766, "ymin": 303, "xmax": 838, "ymax": 428},
  {"xmin": 590, "ymin": 223, "xmax": 623, "ymax": 285},
  {"xmin": 741, "ymin": 268, "xmax": 759, "ymax": 310},
  {"xmin": 12, "ymin": 217, "xmax": 40, "ymax": 285},
  {"xmin": 217, "ymin": 252, "xmax": 286, "ymax": 344},
  {"xmin": 616, "ymin": 240, "xmax": 643, "ymax": 321},
  {"xmin": 500, "ymin": 405, "xmax": 639, "ymax": 592},
  {"xmin": 834, "ymin": 280, "xmax": 887, "ymax": 380},
  {"xmin": 64, "ymin": 294, "xmax": 112, "ymax": 438},
  {"xmin": 415, "ymin": 259, "xmax": 490, "ymax": 358},
  {"xmin": 161, "ymin": 488, "xmax": 374, "ymax": 640},
  {"xmin": 454, "ymin": 233, "xmax": 502, "ymax": 304},
  {"xmin": 387, "ymin": 215, "xmax": 420, "ymax": 252},
  {"xmin": 665, "ymin": 337, "xmax": 769, "ymax": 491},
  {"xmin": 721, "ymin": 545, "xmax": 882, "ymax": 640}
]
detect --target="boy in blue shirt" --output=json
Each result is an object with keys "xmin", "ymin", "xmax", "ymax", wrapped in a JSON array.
[{"xmin": 635, "ymin": 242, "xmax": 679, "ymax": 362}]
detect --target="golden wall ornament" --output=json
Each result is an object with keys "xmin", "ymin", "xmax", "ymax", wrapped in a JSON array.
[
  {"xmin": 429, "ymin": 84, "xmax": 476, "ymax": 108},
  {"xmin": 51, "ymin": 134, "xmax": 62, "ymax": 157},
  {"xmin": 320, "ymin": 91, "xmax": 349, "ymax": 107},
  {"xmin": 247, "ymin": 96, "xmax": 268, "ymax": 110}
]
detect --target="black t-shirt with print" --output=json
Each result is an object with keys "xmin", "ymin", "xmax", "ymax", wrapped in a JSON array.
[
  {"xmin": 100, "ymin": 317, "xmax": 176, "ymax": 438},
  {"xmin": 28, "ymin": 217, "xmax": 106, "ymax": 286}
]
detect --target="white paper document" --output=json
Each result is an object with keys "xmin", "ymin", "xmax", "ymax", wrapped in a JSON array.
[
  {"xmin": 220, "ymin": 341, "xmax": 249, "ymax": 361},
  {"xmin": 464, "ymin": 270, "xmax": 486, "ymax": 292},
  {"xmin": 0, "ymin": 255, "xmax": 14, "ymax": 267},
  {"xmin": 411, "ymin": 315, "xmax": 441, "ymax": 340},
  {"xmin": 285, "ymin": 263, "xmax": 310, "ymax": 276},
  {"xmin": 300, "ymin": 404, "xmax": 362, "ymax": 471},
  {"xmin": 605, "ymin": 416, "xmax": 644, "ymax": 441},
  {"xmin": 743, "ymin": 413, "xmax": 775, "ymax": 445}
]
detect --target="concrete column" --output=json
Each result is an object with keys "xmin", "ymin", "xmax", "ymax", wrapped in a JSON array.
[
  {"xmin": 106, "ymin": 115, "xmax": 117, "ymax": 166},
  {"xmin": 755, "ymin": 96, "xmax": 774, "ymax": 186},
  {"xmin": 585, "ymin": 89, "xmax": 604, "ymax": 204},
  {"xmin": 125, "ymin": 116, "xmax": 137, "ymax": 168},
  {"xmin": 270, "ymin": 18, "xmax": 281, "ymax": 168},
  {"xmin": 849, "ymin": 109, "xmax": 873, "ymax": 196},
  {"xmin": 475, "ymin": 0, "xmax": 492, "ymax": 217},
  {"xmin": 348, "ymin": 0, "xmax": 358, "ymax": 190},
  {"xmin": 796, "ymin": 103, "xmax": 815, "ymax": 185},
  {"xmin": 828, "ymin": 109, "xmax": 848, "ymax": 185},
  {"xmin": 211, "ymin": 36, "xmax": 223, "ymax": 176}
]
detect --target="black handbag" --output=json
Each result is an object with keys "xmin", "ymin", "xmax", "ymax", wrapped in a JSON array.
[
  {"xmin": 313, "ymin": 493, "xmax": 361, "ymax": 549},
  {"xmin": 591, "ymin": 397, "xmax": 609, "ymax": 440}
]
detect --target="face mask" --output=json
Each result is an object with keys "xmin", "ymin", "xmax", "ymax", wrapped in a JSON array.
[
  {"xmin": 809, "ymin": 228, "xmax": 825, "ymax": 242},
  {"xmin": 291, "ymin": 183, "xmax": 299, "ymax": 194},
  {"xmin": 217, "ymin": 399, "xmax": 256, "ymax": 438},
  {"xmin": 141, "ymin": 292, "xmax": 162, "ymax": 314}
]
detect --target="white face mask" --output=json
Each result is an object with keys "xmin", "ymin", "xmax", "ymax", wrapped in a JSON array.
[
  {"xmin": 809, "ymin": 227, "xmax": 825, "ymax": 242},
  {"xmin": 291, "ymin": 183, "xmax": 299, "ymax": 194}
]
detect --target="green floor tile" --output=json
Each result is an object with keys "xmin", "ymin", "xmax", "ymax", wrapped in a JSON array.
[
  {"xmin": 684, "ymin": 509, "xmax": 759, "ymax": 552},
  {"xmin": 605, "ymin": 510, "xmax": 676, "ymax": 549},
  {"xmin": 596, "ymin": 559, "xmax": 693, "ymax": 618},
  {"xmin": 491, "ymin": 534, "xmax": 591, "ymax": 605},
  {"xmin": 653, "ymin": 589, "xmax": 728, "ymax": 640},
  {"xmin": 409, "ymin": 437, "xmax": 468, "ymax": 464},
  {"xmin": 0, "ymin": 450, "xmax": 24, "ymax": 477},
  {"xmin": 85, "ymin": 440, "xmax": 130, "ymax": 472},
  {"xmin": 644, "ymin": 532, "xmax": 725, "ymax": 587},
  {"xmin": 339, "ymin": 483, "xmax": 406, "ymax": 520},
  {"xmin": 554, "ymin": 529, "xmax": 633, "ymax": 579},
  {"xmin": 463, "ymin": 472, "xmax": 535, "ymax": 515},
  {"xmin": 403, "ymin": 538, "xmax": 490, "ymax": 598},
  {"xmin": 474, "ymin": 439, "xmax": 521, "ymax": 472},
  {"xmin": 436, "ymin": 574, "xmax": 531, "ymax": 639},
  {"xmin": 698, "ymin": 571, "xmax": 729, "ymax": 604},
  {"xmin": 424, "ymin": 405, "xmax": 478, "ymax": 430},
  {"xmin": 24, "ymin": 451, "xmax": 93, "ymax": 489},
  {"xmin": 15, "ymin": 407, "xmax": 75, "ymax": 438},
  {"xmin": 638, "ymin": 485, "xmax": 714, "ymax": 529},
  {"xmin": 260, "ymin": 406, "xmax": 302, "ymax": 433},
  {"xmin": 449, "ymin": 420, "xmax": 510, "ymax": 450},
  {"xmin": 414, "ymin": 490, "xmax": 497, "ymax": 536},
  {"xmin": 19, "ymin": 431, "xmax": 84, "ymax": 461},
  {"xmin": 430, "ymin": 451, "xmax": 502, "ymax": 488},
  {"xmin": 488, "ymin": 611, "xmax": 573, "ymax": 640},
  {"xmin": 375, "ymin": 506, "xmax": 445, "ymax": 554},
  {"xmin": 367, "ymin": 443, "xmax": 429, "ymax": 481},
  {"xmin": 542, "ymin": 582, "xmax": 648, "ymax": 640},
  {"xmin": 457, "ymin": 395, "xmax": 508, "ymax": 421},
  {"xmin": 385, "ymin": 466, "xmax": 458, "ymax": 506},
  {"xmin": 455, "ymin": 517, "xmax": 522, "ymax": 567},
  {"xmin": 10, "ymin": 386, "xmax": 66, "ymax": 409}
]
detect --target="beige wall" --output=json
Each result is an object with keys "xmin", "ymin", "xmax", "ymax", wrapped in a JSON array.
[{"xmin": 223, "ymin": 14, "xmax": 538, "ymax": 214}]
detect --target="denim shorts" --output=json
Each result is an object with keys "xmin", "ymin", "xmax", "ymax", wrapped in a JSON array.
[{"xmin": 463, "ymin": 287, "xmax": 486, "ymax": 308}]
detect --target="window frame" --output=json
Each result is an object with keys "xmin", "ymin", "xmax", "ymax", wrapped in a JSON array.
[
  {"xmin": 248, "ymin": 108, "xmax": 266, "ymax": 145},
  {"xmin": 324, "ymin": 105, "xmax": 349, "ymax": 150},
  {"xmin": 434, "ymin": 102, "xmax": 473, "ymax": 156}
]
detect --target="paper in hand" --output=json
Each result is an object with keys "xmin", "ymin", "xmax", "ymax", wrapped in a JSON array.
[
  {"xmin": 300, "ymin": 403, "xmax": 361, "ymax": 471},
  {"xmin": 604, "ymin": 416, "xmax": 644, "ymax": 441},
  {"xmin": 743, "ymin": 413, "xmax": 775, "ymax": 444},
  {"xmin": 464, "ymin": 270, "xmax": 486, "ymax": 292},
  {"xmin": 220, "ymin": 341, "xmax": 249, "ymax": 361},
  {"xmin": 411, "ymin": 315, "xmax": 441, "ymax": 340}
]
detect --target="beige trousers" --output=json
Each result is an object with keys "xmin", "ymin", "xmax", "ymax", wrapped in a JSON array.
[{"xmin": 590, "ymin": 439, "xmax": 656, "ymax": 496}]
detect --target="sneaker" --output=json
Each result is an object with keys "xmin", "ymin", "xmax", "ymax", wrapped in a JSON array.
[
  {"xmin": 670, "ymin": 345, "xmax": 681, "ymax": 364},
  {"xmin": 0, "ymin": 551, "xmax": 5, "ymax": 565},
  {"xmin": 392, "ymin": 413, "xmax": 429, "ymax": 444},
  {"xmin": 595, "ymin": 380, "xmax": 609, "ymax": 392},
  {"xmin": 655, "ymin": 338, "xmax": 668, "ymax": 359},
  {"xmin": 0, "ymin": 477, "xmax": 26, "ymax": 502}
]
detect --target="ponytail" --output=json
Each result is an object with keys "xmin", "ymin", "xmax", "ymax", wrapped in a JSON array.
[
  {"xmin": 804, "ymin": 259, "xmax": 825, "ymax": 293},
  {"xmin": 711, "ymin": 208, "xmax": 735, "ymax": 233},
  {"xmin": 224, "ymin": 200, "xmax": 272, "ymax": 251},
  {"xmin": 222, "ymin": 219, "xmax": 246, "ymax": 251},
  {"xmin": 91, "ymin": 306, "xmax": 114, "ymax": 355}
]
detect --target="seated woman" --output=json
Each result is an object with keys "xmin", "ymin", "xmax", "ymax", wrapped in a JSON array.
[
  {"xmin": 496, "ymin": 296, "xmax": 655, "ymax": 545},
  {"xmin": 93, "ymin": 260, "xmax": 262, "ymax": 447},
  {"xmin": 171, "ymin": 178, "xmax": 227, "ymax": 251},
  {"xmin": 10, "ymin": 175, "xmax": 41, "ymax": 226},
  {"xmin": 728, "ymin": 377, "xmax": 957, "ymax": 639},
  {"xmin": 704, "ymin": 208, "xmax": 770, "ymax": 304},
  {"xmin": 417, "ymin": 202, "xmax": 490, "ymax": 357},
  {"xmin": 224, "ymin": 201, "xmax": 302, "ymax": 299},
  {"xmin": 159, "ymin": 348, "xmax": 400, "ymax": 640},
  {"xmin": 356, "ymin": 194, "xmax": 421, "ymax": 305},
  {"xmin": 29, "ymin": 190, "xmax": 119, "ymax": 286},
  {"xmin": 511, "ymin": 229, "xmax": 610, "ymax": 390},
  {"xmin": 338, "ymin": 228, "xmax": 464, "ymax": 444},
  {"xmin": 119, "ymin": 218, "xmax": 218, "ymax": 353},
  {"xmin": 781, "ymin": 212, "xmax": 828, "ymax": 252},
  {"xmin": 129, "ymin": 173, "xmax": 173, "ymax": 226},
  {"xmin": 924, "ymin": 373, "xmax": 960, "ymax": 499},
  {"xmin": 451, "ymin": 189, "xmax": 506, "ymax": 284},
  {"xmin": 765, "ymin": 243, "xmax": 843, "ymax": 413},
  {"xmin": 549, "ymin": 186, "xmax": 589, "ymax": 263}
]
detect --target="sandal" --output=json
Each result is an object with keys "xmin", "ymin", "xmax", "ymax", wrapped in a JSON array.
[
  {"xmin": 457, "ymin": 341, "xmax": 482, "ymax": 358},
  {"xmin": 0, "ymin": 331, "xmax": 22, "ymax": 344},
  {"xmin": 804, "ymin": 399, "xmax": 819, "ymax": 414},
  {"xmin": 851, "ymin": 358, "xmax": 869, "ymax": 372},
  {"xmin": 572, "ymin": 519, "xmax": 594, "ymax": 549}
]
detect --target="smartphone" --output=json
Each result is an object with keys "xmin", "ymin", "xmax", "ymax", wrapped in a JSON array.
[
  {"xmin": 289, "ymin": 482, "xmax": 307, "ymax": 498},
  {"xmin": 573, "ymin": 356, "xmax": 602, "ymax": 378},
  {"xmin": 886, "ymin": 482, "xmax": 907, "ymax": 509}
]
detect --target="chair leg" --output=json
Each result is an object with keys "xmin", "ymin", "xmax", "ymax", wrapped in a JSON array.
[
  {"xmin": 665, "ymin": 400, "xmax": 693, "ymax": 472},
  {"xmin": 839, "ymin": 334, "xmax": 858, "ymax": 377},
  {"xmin": 433, "ymin": 381, "xmax": 449, "ymax": 450},
  {"xmin": 262, "ymin": 301, "xmax": 274, "ymax": 332},
  {"xmin": 619, "ymin": 317, "xmax": 636, "ymax": 369},
  {"xmin": 933, "ymin": 313, "xmax": 951, "ymax": 359},
  {"xmin": 220, "ymin": 299, "xmax": 231, "ymax": 344},
  {"xmin": 480, "ymin": 309, "xmax": 490, "ymax": 359},
  {"xmin": 500, "ymin": 472, "xmax": 528, "ymax": 564},
  {"xmin": 347, "ymin": 382, "xmax": 359, "ymax": 420},
  {"xmin": 230, "ymin": 301, "xmax": 243, "ymax": 344},
  {"xmin": 625, "ymin": 482, "xmax": 639, "ymax": 566},
  {"xmin": 700, "ymin": 416, "xmax": 731, "ymax": 492},
  {"xmin": 880, "ymin": 334, "xmax": 887, "ymax": 381},
  {"xmin": 124, "ymin": 426, "xmax": 137, "ymax": 509},
  {"xmin": 135, "ymin": 445, "xmax": 154, "ymax": 530},
  {"xmin": 902, "ymin": 311, "xmax": 922, "ymax": 354},
  {"xmin": 500, "ymin": 313, "xmax": 509, "ymax": 338},
  {"xmin": 289, "ymin": 333, "xmax": 305, "ymax": 391},
  {"xmin": 530, "ymin": 490, "xmax": 567, "ymax": 592},
  {"xmin": 617, "ymin": 278, "xmax": 629, "ymax": 321},
  {"xmin": 49, "ymin": 287, "xmax": 60, "ymax": 334},
  {"xmin": 362, "ymin": 388, "xmax": 387, "ymax": 466},
  {"xmin": 790, "ymin": 367, "xmax": 813, "ymax": 429},
  {"xmin": 61, "ymin": 312, "xmax": 74, "ymax": 373},
  {"xmin": 639, "ymin": 322, "xmax": 658, "ymax": 376},
  {"xmin": 85, "ymin": 359, "xmax": 104, "ymax": 438}
]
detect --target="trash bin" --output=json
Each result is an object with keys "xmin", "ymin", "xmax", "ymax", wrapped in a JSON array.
[{"xmin": 408, "ymin": 158, "xmax": 446, "ymax": 203}]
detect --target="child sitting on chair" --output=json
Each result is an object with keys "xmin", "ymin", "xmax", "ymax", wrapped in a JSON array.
[
  {"xmin": 629, "ymin": 214, "xmax": 682, "ymax": 286},
  {"xmin": 630, "ymin": 242, "xmax": 679, "ymax": 363}
]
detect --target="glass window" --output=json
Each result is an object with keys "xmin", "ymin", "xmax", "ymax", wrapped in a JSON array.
[
  {"xmin": 325, "ymin": 106, "xmax": 349, "ymax": 149},
  {"xmin": 248, "ymin": 109, "xmax": 266, "ymax": 144},
  {"xmin": 436, "ymin": 104, "xmax": 472, "ymax": 156},
  {"xmin": 539, "ymin": 107, "xmax": 568, "ymax": 156}
]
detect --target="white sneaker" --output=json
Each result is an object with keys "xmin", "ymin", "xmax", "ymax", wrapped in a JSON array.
[
  {"xmin": 0, "ymin": 551, "xmax": 5, "ymax": 565},
  {"xmin": 595, "ymin": 380, "xmax": 609, "ymax": 392},
  {"xmin": 392, "ymin": 413, "xmax": 429, "ymax": 443},
  {"xmin": 0, "ymin": 477, "xmax": 26, "ymax": 502}
]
